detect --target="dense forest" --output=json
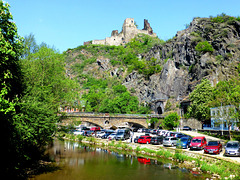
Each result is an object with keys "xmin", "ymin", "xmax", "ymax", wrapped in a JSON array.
[{"xmin": 1, "ymin": 1, "xmax": 240, "ymax": 178}]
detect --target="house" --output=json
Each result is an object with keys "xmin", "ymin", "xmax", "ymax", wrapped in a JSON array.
[{"xmin": 210, "ymin": 105, "xmax": 238, "ymax": 130}]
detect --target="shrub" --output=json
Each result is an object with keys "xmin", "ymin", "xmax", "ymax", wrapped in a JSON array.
[
  {"xmin": 77, "ymin": 135, "xmax": 84, "ymax": 142},
  {"xmin": 163, "ymin": 112, "xmax": 180, "ymax": 130},
  {"xmin": 195, "ymin": 41, "xmax": 214, "ymax": 53},
  {"xmin": 135, "ymin": 146, "xmax": 141, "ymax": 152}
]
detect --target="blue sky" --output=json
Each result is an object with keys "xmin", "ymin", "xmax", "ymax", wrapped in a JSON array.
[{"xmin": 6, "ymin": 0, "xmax": 240, "ymax": 52}]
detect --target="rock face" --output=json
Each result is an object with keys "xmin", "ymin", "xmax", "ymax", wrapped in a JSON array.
[{"xmin": 123, "ymin": 17, "xmax": 240, "ymax": 110}]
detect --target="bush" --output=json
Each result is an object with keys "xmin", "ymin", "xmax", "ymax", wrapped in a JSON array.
[
  {"xmin": 77, "ymin": 135, "xmax": 84, "ymax": 142},
  {"xmin": 163, "ymin": 112, "xmax": 180, "ymax": 130},
  {"xmin": 195, "ymin": 41, "xmax": 214, "ymax": 53}
]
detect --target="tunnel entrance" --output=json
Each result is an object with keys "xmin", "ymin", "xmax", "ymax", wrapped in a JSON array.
[{"xmin": 157, "ymin": 107, "xmax": 163, "ymax": 114}]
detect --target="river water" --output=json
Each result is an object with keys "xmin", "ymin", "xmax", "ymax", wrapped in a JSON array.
[{"xmin": 31, "ymin": 140, "xmax": 209, "ymax": 180}]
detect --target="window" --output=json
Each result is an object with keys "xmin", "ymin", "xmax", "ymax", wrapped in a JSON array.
[{"xmin": 212, "ymin": 110, "xmax": 215, "ymax": 116}]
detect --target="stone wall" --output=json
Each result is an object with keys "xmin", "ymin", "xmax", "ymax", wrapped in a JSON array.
[{"xmin": 182, "ymin": 118, "xmax": 202, "ymax": 130}]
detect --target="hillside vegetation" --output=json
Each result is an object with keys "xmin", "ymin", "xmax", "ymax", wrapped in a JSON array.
[
  {"xmin": 64, "ymin": 14, "xmax": 240, "ymax": 117},
  {"xmin": 64, "ymin": 34, "xmax": 165, "ymax": 113}
]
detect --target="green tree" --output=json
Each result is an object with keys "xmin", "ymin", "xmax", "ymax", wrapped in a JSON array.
[
  {"xmin": 22, "ymin": 33, "xmax": 39, "ymax": 58},
  {"xmin": 187, "ymin": 79, "xmax": 214, "ymax": 121},
  {"xmin": 0, "ymin": 1, "xmax": 24, "ymax": 175},
  {"xmin": 163, "ymin": 112, "xmax": 180, "ymax": 130},
  {"xmin": 210, "ymin": 78, "xmax": 240, "ymax": 139},
  {"xmin": 21, "ymin": 46, "xmax": 79, "ymax": 109}
]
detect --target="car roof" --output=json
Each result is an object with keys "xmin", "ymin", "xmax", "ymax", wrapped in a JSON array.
[
  {"xmin": 227, "ymin": 141, "xmax": 239, "ymax": 144},
  {"xmin": 192, "ymin": 136, "xmax": 205, "ymax": 139}
]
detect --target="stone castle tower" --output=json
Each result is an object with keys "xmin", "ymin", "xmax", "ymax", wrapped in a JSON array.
[{"xmin": 84, "ymin": 18, "xmax": 156, "ymax": 46}]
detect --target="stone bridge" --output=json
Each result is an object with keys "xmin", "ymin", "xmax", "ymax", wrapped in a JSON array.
[{"xmin": 61, "ymin": 112, "xmax": 164, "ymax": 129}]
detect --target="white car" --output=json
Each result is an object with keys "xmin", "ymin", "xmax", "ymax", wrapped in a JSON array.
[
  {"xmin": 96, "ymin": 131, "xmax": 105, "ymax": 138},
  {"xmin": 108, "ymin": 133, "xmax": 117, "ymax": 140},
  {"xmin": 73, "ymin": 130, "xmax": 84, "ymax": 135}
]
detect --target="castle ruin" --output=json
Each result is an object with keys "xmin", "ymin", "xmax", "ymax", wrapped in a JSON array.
[{"xmin": 84, "ymin": 18, "xmax": 157, "ymax": 46}]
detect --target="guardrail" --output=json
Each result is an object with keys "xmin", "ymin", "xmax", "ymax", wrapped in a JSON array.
[{"xmin": 63, "ymin": 112, "xmax": 164, "ymax": 118}]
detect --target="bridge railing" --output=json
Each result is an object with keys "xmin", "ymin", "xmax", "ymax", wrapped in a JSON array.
[{"xmin": 63, "ymin": 112, "xmax": 164, "ymax": 118}]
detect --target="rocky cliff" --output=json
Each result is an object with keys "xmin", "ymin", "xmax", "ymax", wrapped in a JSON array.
[
  {"xmin": 123, "ymin": 16, "xmax": 240, "ymax": 108},
  {"xmin": 65, "ymin": 15, "xmax": 240, "ymax": 113}
]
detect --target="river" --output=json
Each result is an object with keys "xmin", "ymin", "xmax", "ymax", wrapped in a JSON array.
[{"xmin": 31, "ymin": 140, "xmax": 210, "ymax": 180}]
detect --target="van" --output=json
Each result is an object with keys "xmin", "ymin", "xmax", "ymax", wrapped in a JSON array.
[
  {"xmin": 115, "ymin": 129, "xmax": 130, "ymax": 141},
  {"xmin": 189, "ymin": 136, "xmax": 207, "ymax": 150}
]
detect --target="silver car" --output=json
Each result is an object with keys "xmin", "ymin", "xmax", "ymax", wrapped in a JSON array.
[
  {"xmin": 163, "ymin": 137, "xmax": 178, "ymax": 147},
  {"xmin": 224, "ymin": 141, "xmax": 240, "ymax": 157}
]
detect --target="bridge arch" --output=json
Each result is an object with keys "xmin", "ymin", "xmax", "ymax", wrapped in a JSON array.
[{"xmin": 62, "ymin": 113, "xmax": 150, "ymax": 129}]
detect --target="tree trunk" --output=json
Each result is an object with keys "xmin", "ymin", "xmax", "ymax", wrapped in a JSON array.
[{"xmin": 228, "ymin": 125, "xmax": 232, "ymax": 140}]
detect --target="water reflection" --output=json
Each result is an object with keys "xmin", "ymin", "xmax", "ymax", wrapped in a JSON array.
[
  {"xmin": 137, "ymin": 157, "xmax": 151, "ymax": 164},
  {"xmin": 33, "ymin": 140, "xmax": 209, "ymax": 180}
]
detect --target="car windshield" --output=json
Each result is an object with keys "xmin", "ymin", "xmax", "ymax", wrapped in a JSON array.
[
  {"xmin": 164, "ymin": 138, "xmax": 169, "ymax": 141},
  {"xmin": 192, "ymin": 139, "xmax": 201, "ymax": 143},
  {"xmin": 180, "ymin": 138, "xmax": 188, "ymax": 142},
  {"xmin": 208, "ymin": 141, "xmax": 218, "ymax": 146},
  {"xmin": 226, "ymin": 143, "xmax": 239, "ymax": 148},
  {"xmin": 117, "ymin": 132, "xmax": 124, "ymax": 135},
  {"xmin": 139, "ymin": 137, "xmax": 144, "ymax": 139}
]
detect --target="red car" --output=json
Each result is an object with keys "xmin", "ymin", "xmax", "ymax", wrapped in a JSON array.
[
  {"xmin": 138, "ymin": 136, "xmax": 152, "ymax": 144},
  {"xmin": 204, "ymin": 141, "xmax": 222, "ymax": 154},
  {"xmin": 189, "ymin": 136, "xmax": 207, "ymax": 150},
  {"xmin": 90, "ymin": 127, "xmax": 101, "ymax": 131}
]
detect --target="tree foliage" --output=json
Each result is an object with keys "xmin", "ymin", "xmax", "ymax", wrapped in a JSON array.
[
  {"xmin": 195, "ymin": 41, "xmax": 214, "ymax": 53},
  {"xmin": 82, "ymin": 83, "xmax": 150, "ymax": 114},
  {"xmin": 187, "ymin": 79, "xmax": 214, "ymax": 121},
  {"xmin": 163, "ymin": 112, "xmax": 180, "ymax": 130},
  {"xmin": 0, "ymin": 1, "xmax": 25, "ymax": 175}
]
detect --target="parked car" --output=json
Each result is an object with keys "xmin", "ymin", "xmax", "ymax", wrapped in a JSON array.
[
  {"xmin": 150, "ymin": 129, "xmax": 157, "ymax": 134},
  {"xmin": 137, "ymin": 135, "xmax": 152, "ymax": 144},
  {"xmin": 150, "ymin": 136, "xmax": 164, "ymax": 145},
  {"xmin": 189, "ymin": 136, "xmax": 207, "ymax": 150},
  {"xmin": 182, "ymin": 126, "xmax": 192, "ymax": 131},
  {"xmin": 96, "ymin": 131, "xmax": 105, "ymax": 138},
  {"xmin": 84, "ymin": 130, "xmax": 95, "ymax": 137},
  {"xmin": 132, "ymin": 127, "xmax": 139, "ymax": 132},
  {"xmin": 165, "ymin": 131, "xmax": 177, "ymax": 137},
  {"xmin": 163, "ymin": 137, "xmax": 178, "ymax": 147},
  {"xmin": 134, "ymin": 135, "xmax": 143, "ymax": 143},
  {"xmin": 176, "ymin": 136, "xmax": 192, "ymax": 149},
  {"xmin": 137, "ymin": 128, "xmax": 144, "ymax": 133},
  {"xmin": 108, "ymin": 133, "xmax": 117, "ymax": 140},
  {"xmin": 204, "ymin": 141, "xmax": 222, "ymax": 154},
  {"xmin": 174, "ymin": 132, "xmax": 187, "ymax": 138},
  {"xmin": 157, "ymin": 130, "xmax": 168, "ymax": 136},
  {"xmin": 115, "ymin": 129, "xmax": 130, "ymax": 141},
  {"xmin": 101, "ymin": 132, "xmax": 114, "ymax": 139},
  {"xmin": 90, "ymin": 127, "xmax": 101, "ymax": 131},
  {"xmin": 224, "ymin": 141, "xmax": 240, "ymax": 157},
  {"xmin": 73, "ymin": 130, "xmax": 84, "ymax": 135}
]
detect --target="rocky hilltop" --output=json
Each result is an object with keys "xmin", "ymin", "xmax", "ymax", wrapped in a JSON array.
[{"xmin": 65, "ymin": 15, "xmax": 240, "ymax": 114}]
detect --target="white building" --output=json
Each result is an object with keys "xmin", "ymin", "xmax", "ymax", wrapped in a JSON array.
[{"xmin": 210, "ymin": 105, "xmax": 238, "ymax": 130}]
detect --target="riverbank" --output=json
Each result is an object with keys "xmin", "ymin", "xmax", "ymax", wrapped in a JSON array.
[{"xmin": 62, "ymin": 134, "xmax": 240, "ymax": 180}]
